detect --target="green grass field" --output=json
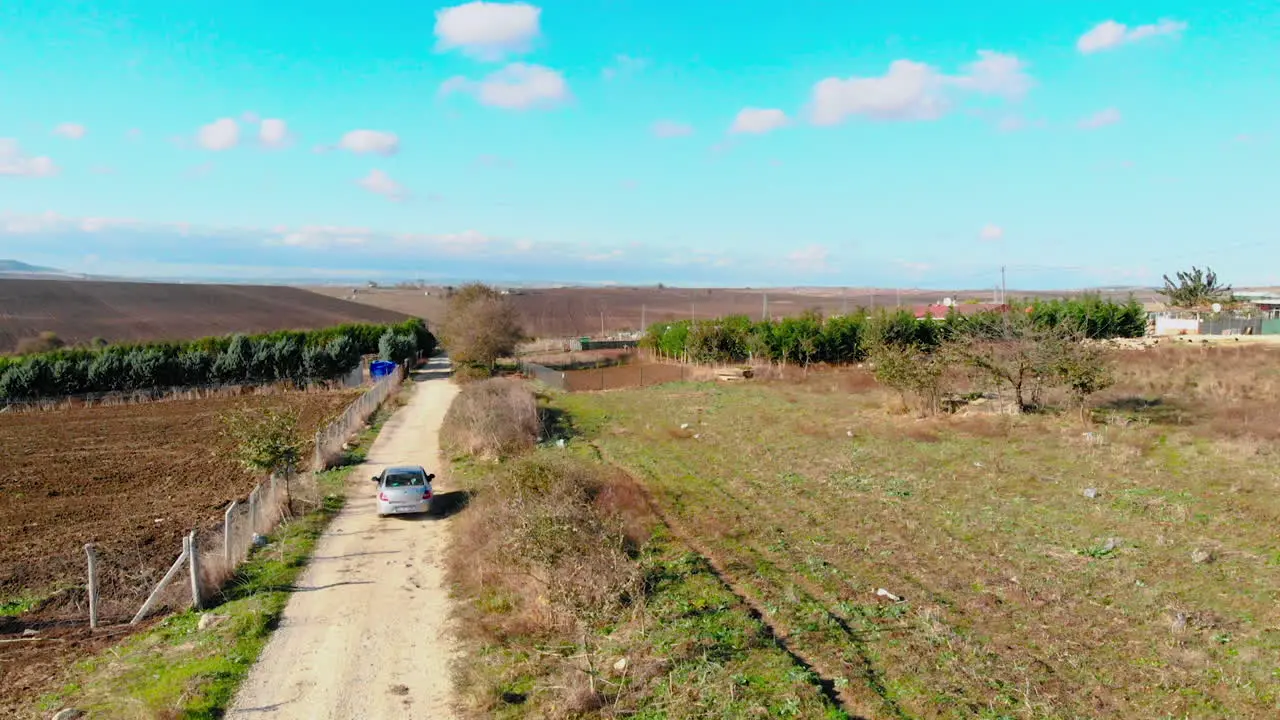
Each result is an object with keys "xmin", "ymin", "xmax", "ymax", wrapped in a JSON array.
[{"xmin": 555, "ymin": 370, "xmax": 1280, "ymax": 719}]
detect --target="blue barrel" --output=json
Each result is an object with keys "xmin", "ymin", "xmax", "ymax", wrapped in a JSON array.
[{"xmin": 369, "ymin": 360, "xmax": 397, "ymax": 379}]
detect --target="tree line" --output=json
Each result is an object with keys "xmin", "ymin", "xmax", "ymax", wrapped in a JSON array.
[
  {"xmin": 0, "ymin": 318, "xmax": 434, "ymax": 401},
  {"xmin": 643, "ymin": 295, "xmax": 1147, "ymax": 366}
]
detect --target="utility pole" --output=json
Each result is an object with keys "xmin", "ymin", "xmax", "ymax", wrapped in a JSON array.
[
  {"xmin": 1001, "ymin": 266, "xmax": 1007, "ymax": 305},
  {"xmin": 690, "ymin": 302, "xmax": 695, "ymax": 322},
  {"xmin": 762, "ymin": 292, "xmax": 768, "ymax": 321},
  {"xmin": 641, "ymin": 304, "xmax": 646, "ymax": 332},
  {"xmin": 600, "ymin": 308, "xmax": 605, "ymax": 337}
]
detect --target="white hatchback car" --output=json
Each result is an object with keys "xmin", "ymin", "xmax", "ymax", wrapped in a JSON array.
[{"xmin": 371, "ymin": 465, "xmax": 435, "ymax": 517}]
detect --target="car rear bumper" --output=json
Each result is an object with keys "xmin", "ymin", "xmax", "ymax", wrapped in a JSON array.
[{"xmin": 378, "ymin": 500, "xmax": 431, "ymax": 516}]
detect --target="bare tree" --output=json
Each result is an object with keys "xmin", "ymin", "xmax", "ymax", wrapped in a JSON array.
[{"xmin": 440, "ymin": 283, "xmax": 526, "ymax": 370}]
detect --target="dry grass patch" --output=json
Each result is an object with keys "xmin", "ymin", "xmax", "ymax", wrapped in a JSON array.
[
  {"xmin": 440, "ymin": 377, "xmax": 540, "ymax": 459},
  {"xmin": 558, "ymin": 347, "xmax": 1280, "ymax": 719}
]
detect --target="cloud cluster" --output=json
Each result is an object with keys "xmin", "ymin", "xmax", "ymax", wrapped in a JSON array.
[
  {"xmin": 810, "ymin": 51, "xmax": 1032, "ymax": 126},
  {"xmin": 1079, "ymin": 107, "xmax": 1122, "ymax": 129},
  {"xmin": 435, "ymin": 1, "xmax": 541, "ymax": 60},
  {"xmin": 0, "ymin": 139, "xmax": 58, "ymax": 177},
  {"xmin": 652, "ymin": 120, "xmax": 694, "ymax": 138},
  {"xmin": 339, "ymin": 129, "xmax": 400, "ymax": 155},
  {"xmin": 259, "ymin": 118, "xmax": 291, "ymax": 148},
  {"xmin": 730, "ymin": 108, "xmax": 789, "ymax": 134},
  {"xmin": 1077, "ymin": 19, "xmax": 1187, "ymax": 54},
  {"xmin": 53, "ymin": 123, "xmax": 86, "ymax": 140},
  {"xmin": 197, "ymin": 118, "xmax": 240, "ymax": 151},
  {"xmin": 441, "ymin": 63, "xmax": 568, "ymax": 110},
  {"xmin": 980, "ymin": 224, "xmax": 1004, "ymax": 241},
  {"xmin": 357, "ymin": 169, "xmax": 406, "ymax": 201}
]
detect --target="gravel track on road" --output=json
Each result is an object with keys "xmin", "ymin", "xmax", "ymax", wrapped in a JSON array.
[{"xmin": 230, "ymin": 358, "xmax": 459, "ymax": 720}]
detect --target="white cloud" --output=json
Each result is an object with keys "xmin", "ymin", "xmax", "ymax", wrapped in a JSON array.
[
  {"xmin": 0, "ymin": 139, "xmax": 58, "ymax": 177},
  {"xmin": 441, "ymin": 63, "xmax": 569, "ymax": 110},
  {"xmin": 950, "ymin": 51, "xmax": 1033, "ymax": 99},
  {"xmin": 787, "ymin": 245, "xmax": 831, "ymax": 273},
  {"xmin": 1080, "ymin": 107, "xmax": 1122, "ymax": 129},
  {"xmin": 435, "ymin": 2, "xmax": 541, "ymax": 60},
  {"xmin": 197, "ymin": 118, "xmax": 239, "ymax": 151},
  {"xmin": 980, "ymin": 224, "xmax": 1004, "ymax": 241},
  {"xmin": 811, "ymin": 60, "xmax": 945, "ymax": 125},
  {"xmin": 339, "ymin": 129, "xmax": 400, "ymax": 155},
  {"xmin": 1078, "ymin": 19, "xmax": 1187, "ymax": 54},
  {"xmin": 652, "ymin": 120, "xmax": 694, "ymax": 138},
  {"xmin": 259, "ymin": 118, "xmax": 291, "ymax": 148},
  {"xmin": 274, "ymin": 226, "xmax": 373, "ymax": 249},
  {"xmin": 730, "ymin": 108, "xmax": 788, "ymax": 134},
  {"xmin": 53, "ymin": 123, "xmax": 86, "ymax": 140},
  {"xmin": 810, "ymin": 52, "xmax": 1032, "ymax": 126},
  {"xmin": 602, "ymin": 54, "xmax": 648, "ymax": 80},
  {"xmin": 357, "ymin": 169, "xmax": 406, "ymax": 201}
]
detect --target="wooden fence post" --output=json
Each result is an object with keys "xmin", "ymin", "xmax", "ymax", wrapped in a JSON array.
[
  {"xmin": 223, "ymin": 501, "xmax": 238, "ymax": 567},
  {"xmin": 85, "ymin": 543, "xmax": 99, "ymax": 629},
  {"xmin": 188, "ymin": 531, "xmax": 203, "ymax": 610},
  {"xmin": 131, "ymin": 543, "xmax": 191, "ymax": 624},
  {"xmin": 248, "ymin": 486, "xmax": 259, "ymax": 536}
]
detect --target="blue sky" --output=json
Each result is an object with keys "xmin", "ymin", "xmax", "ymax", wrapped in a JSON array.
[{"xmin": 1, "ymin": 0, "xmax": 1277, "ymax": 288}]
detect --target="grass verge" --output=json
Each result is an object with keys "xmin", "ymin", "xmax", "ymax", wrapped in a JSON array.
[
  {"xmin": 33, "ymin": 381, "xmax": 414, "ymax": 720},
  {"xmin": 552, "ymin": 371, "xmax": 1280, "ymax": 719},
  {"xmin": 445, "ymin": 388, "xmax": 849, "ymax": 719}
]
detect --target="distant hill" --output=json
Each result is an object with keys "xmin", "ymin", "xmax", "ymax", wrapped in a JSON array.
[
  {"xmin": 0, "ymin": 259, "xmax": 66, "ymax": 276},
  {"xmin": 0, "ymin": 277, "xmax": 413, "ymax": 353}
]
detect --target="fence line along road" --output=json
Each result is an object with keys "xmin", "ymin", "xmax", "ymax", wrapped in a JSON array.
[
  {"xmin": 122, "ymin": 365, "xmax": 408, "ymax": 626},
  {"xmin": 312, "ymin": 365, "xmax": 405, "ymax": 470}
]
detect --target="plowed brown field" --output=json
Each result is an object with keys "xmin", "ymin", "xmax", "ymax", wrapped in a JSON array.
[
  {"xmin": 0, "ymin": 390, "xmax": 358, "ymax": 717},
  {"xmin": 0, "ymin": 278, "xmax": 410, "ymax": 352},
  {"xmin": 0, "ymin": 390, "xmax": 357, "ymax": 611}
]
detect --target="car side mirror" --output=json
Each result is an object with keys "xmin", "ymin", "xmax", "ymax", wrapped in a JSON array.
[
  {"xmin": 426, "ymin": 474, "xmax": 436, "ymax": 482},
  {"xmin": 371, "ymin": 476, "xmax": 380, "ymax": 483}
]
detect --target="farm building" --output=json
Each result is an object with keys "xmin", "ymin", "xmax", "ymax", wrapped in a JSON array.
[{"xmin": 910, "ymin": 303, "xmax": 1009, "ymax": 320}]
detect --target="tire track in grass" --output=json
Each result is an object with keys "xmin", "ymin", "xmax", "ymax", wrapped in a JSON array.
[{"xmin": 594, "ymin": 442, "xmax": 908, "ymax": 720}]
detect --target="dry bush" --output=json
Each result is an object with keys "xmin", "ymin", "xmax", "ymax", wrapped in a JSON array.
[
  {"xmin": 452, "ymin": 364, "xmax": 493, "ymax": 384},
  {"xmin": 441, "ymin": 378, "xmax": 540, "ymax": 459},
  {"xmin": 14, "ymin": 331, "xmax": 66, "ymax": 355},
  {"xmin": 449, "ymin": 456, "xmax": 644, "ymax": 644}
]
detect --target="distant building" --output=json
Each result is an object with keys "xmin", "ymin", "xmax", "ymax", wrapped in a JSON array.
[{"xmin": 910, "ymin": 303, "xmax": 1009, "ymax": 320}]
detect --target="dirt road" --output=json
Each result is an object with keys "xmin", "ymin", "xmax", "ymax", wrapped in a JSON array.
[{"xmin": 230, "ymin": 358, "xmax": 460, "ymax": 719}]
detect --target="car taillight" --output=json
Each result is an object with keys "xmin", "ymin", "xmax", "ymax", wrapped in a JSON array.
[
  {"xmin": 423, "ymin": 489, "xmax": 433, "ymax": 499},
  {"xmin": 379, "ymin": 492, "xmax": 389, "ymax": 501}
]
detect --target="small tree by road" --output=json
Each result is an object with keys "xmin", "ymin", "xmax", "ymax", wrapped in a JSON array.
[
  {"xmin": 440, "ymin": 283, "xmax": 525, "ymax": 372},
  {"xmin": 222, "ymin": 406, "xmax": 304, "ymax": 512}
]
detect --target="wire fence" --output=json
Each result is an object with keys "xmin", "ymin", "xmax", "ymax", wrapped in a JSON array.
[
  {"xmin": 518, "ymin": 360, "xmax": 568, "ymax": 390},
  {"xmin": 53, "ymin": 367, "xmax": 407, "ymax": 630},
  {"xmin": 311, "ymin": 365, "xmax": 406, "ymax": 470}
]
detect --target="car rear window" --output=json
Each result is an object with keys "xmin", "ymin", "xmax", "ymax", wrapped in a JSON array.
[{"xmin": 384, "ymin": 472, "xmax": 425, "ymax": 487}]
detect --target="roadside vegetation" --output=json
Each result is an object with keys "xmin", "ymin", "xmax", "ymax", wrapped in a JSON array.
[
  {"xmin": 442, "ymin": 380, "xmax": 848, "ymax": 718},
  {"xmin": 31, "ymin": 382, "xmax": 414, "ymax": 719},
  {"xmin": 0, "ymin": 318, "xmax": 433, "ymax": 401},
  {"xmin": 552, "ymin": 342, "xmax": 1280, "ymax": 719},
  {"xmin": 440, "ymin": 283, "xmax": 525, "ymax": 382},
  {"xmin": 642, "ymin": 295, "xmax": 1146, "ymax": 366}
]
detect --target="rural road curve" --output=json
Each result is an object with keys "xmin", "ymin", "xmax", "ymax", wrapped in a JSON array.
[{"xmin": 230, "ymin": 357, "xmax": 460, "ymax": 720}]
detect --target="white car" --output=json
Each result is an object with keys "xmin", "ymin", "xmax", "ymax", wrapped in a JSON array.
[{"xmin": 371, "ymin": 465, "xmax": 435, "ymax": 517}]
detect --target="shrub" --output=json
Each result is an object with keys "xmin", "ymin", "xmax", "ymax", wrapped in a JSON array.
[
  {"xmin": 440, "ymin": 283, "xmax": 524, "ymax": 369},
  {"xmin": 440, "ymin": 377, "xmax": 540, "ymax": 459},
  {"xmin": 15, "ymin": 331, "xmax": 66, "ymax": 355},
  {"xmin": 451, "ymin": 455, "xmax": 643, "ymax": 636}
]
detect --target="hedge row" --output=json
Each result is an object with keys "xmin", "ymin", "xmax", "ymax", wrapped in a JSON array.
[
  {"xmin": 0, "ymin": 318, "xmax": 434, "ymax": 401},
  {"xmin": 643, "ymin": 296, "xmax": 1146, "ymax": 366}
]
